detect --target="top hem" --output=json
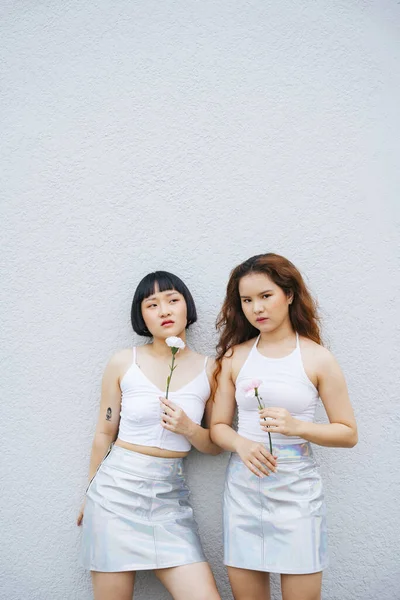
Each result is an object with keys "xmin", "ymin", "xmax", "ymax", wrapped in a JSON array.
[{"xmin": 116, "ymin": 436, "xmax": 191, "ymax": 454}]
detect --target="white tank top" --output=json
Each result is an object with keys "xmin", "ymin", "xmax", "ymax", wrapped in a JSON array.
[
  {"xmin": 118, "ymin": 347, "xmax": 211, "ymax": 452},
  {"xmin": 236, "ymin": 333, "xmax": 319, "ymax": 445}
]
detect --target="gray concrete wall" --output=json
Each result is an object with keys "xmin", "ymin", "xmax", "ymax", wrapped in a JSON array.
[{"xmin": 1, "ymin": 1, "xmax": 399, "ymax": 598}]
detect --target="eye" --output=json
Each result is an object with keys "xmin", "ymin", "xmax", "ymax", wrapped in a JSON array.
[
  {"xmin": 262, "ymin": 294, "xmax": 271, "ymax": 299},
  {"xmin": 147, "ymin": 303, "xmax": 157, "ymax": 308},
  {"xmin": 242, "ymin": 298, "xmax": 251, "ymax": 303},
  {"xmin": 170, "ymin": 298, "xmax": 180, "ymax": 303}
]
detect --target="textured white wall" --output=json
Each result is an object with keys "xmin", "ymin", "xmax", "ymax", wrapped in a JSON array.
[{"xmin": 1, "ymin": 1, "xmax": 399, "ymax": 599}]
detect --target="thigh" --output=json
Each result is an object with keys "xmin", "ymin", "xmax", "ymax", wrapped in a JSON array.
[
  {"xmin": 155, "ymin": 562, "xmax": 221, "ymax": 600},
  {"xmin": 281, "ymin": 572, "xmax": 322, "ymax": 600},
  {"xmin": 227, "ymin": 566, "xmax": 271, "ymax": 600},
  {"xmin": 91, "ymin": 571, "xmax": 136, "ymax": 600}
]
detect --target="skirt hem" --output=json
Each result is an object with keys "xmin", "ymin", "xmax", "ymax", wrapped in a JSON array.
[
  {"xmin": 224, "ymin": 561, "xmax": 329, "ymax": 575},
  {"xmin": 86, "ymin": 557, "xmax": 207, "ymax": 573}
]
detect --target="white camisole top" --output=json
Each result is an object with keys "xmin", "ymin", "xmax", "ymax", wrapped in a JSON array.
[
  {"xmin": 118, "ymin": 347, "xmax": 211, "ymax": 452},
  {"xmin": 235, "ymin": 333, "xmax": 319, "ymax": 445}
]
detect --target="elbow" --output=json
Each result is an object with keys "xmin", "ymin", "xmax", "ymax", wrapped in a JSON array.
[
  {"xmin": 208, "ymin": 428, "xmax": 223, "ymax": 454},
  {"xmin": 209, "ymin": 423, "xmax": 228, "ymax": 451},
  {"xmin": 345, "ymin": 427, "xmax": 358, "ymax": 448},
  {"xmin": 200, "ymin": 443, "xmax": 223, "ymax": 456},
  {"xmin": 209, "ymin": 425, "xmax": 219, "ymax": 445},
  {"xmin": 93, "ymin": 431, "xmax": 115, "ymax": 447},
  {"xmin": 349, "ymin": 433, "xmax": 358, "ymax": 448},
  {"xmin": 209, "ymin": 444, "xmax": 224, "ymax": 456}
]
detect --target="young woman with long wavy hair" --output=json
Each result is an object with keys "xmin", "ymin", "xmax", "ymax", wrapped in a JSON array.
[{"xmin": 211, "ymin": 253, "xmax": 357, "ymax": 600}]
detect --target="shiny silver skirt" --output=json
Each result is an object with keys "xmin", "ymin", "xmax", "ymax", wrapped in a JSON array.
[
  {"xmin": 81, "ymin": 445, "xmax": 206, "ymax": 572},
  {"xmin": 224, "ymin": 442, "xmax": 328, "ymax": 574}
]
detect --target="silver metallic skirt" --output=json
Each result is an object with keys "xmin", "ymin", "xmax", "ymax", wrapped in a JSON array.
[
  {"xmin": 81, "ymin": 445, "xmax": 206, "ymax": 572},
  {"xmin": 224, "ymin": 442, "xmax": 328, "ymax": 574}
]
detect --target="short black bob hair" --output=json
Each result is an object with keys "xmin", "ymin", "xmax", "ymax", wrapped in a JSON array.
[{"xmin": 131, "ymin": 271, "xmax": 198, "ymax": 337}]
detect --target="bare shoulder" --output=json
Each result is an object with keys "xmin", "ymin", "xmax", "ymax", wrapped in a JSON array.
[
  {"xmin": 299, "ymin": 337, "xmax": 339, "ymax": 370},
  {"xmin": 187, "ymin": 349, "xmax": 209, "ymax": 365},
  {"xmin": 230, "ymin": 338, "xmax": 257, "ymax": 379},
  {"xmin": 231, "ymin": 338, "xmax": 256, "ymax": 361},
  {"xmin": 215, "ymin": 338, "xmax": 255, "ymax": 368},
  {"xmin": 106, "ymin": 348, "xmax": 133, "ymax": 374}
]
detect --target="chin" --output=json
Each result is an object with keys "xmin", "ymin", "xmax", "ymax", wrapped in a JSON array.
[
  {"xmin": 254, "ymin": 321, "xmax": 270, "ymax": 329},
  {"xmin": 255, "ymin": 322, "xmax": 275, "ymax": 333},
  {"xmin": 160, "ymin": 327, "xmax": 184, "ymax": 338},
  {"xmin": 160, "ymin": 329, "xmax": 177, "ymax": 338}
]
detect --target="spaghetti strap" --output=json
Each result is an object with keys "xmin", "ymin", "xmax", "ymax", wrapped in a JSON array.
[
  {"xmin": 253, "ymin": 335, "xmax": 261, "ymax": 349},
  {"xmin": 295, "ymin": 332, "xmax": 300, "ymax": 348},
  {"xmin": 132, "ymin": 346, "xmax": 137, "ymax": 365}
]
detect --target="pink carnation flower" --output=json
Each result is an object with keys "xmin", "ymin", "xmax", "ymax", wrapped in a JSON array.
[{"xmin": 244, "ymin": 379, "xmax": 262, "ymax": 397}]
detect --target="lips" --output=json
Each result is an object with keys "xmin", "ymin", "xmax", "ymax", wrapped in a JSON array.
[
  {"xmin": 161, "ymin": 320, "xmax": 175, "ymax": 326},
  {"xmin": 256, "ymin": 317, "xmax": 268, "ymax": 322}
]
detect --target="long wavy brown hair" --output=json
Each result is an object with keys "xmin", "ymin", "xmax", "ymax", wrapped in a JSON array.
[{"xmin": 213, "ymin": 253, "xmax": 322, "ymax": 391}]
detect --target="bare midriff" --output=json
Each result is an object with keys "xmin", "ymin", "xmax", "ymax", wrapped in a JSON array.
[{"xmin": 115, "ymin": 438, "xmax": 189, "ymax": 459}]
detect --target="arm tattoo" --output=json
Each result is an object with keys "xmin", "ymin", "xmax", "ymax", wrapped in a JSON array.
[{"xmin": 106, "ymin": 407, "xmax": 112, "ymax": 421}]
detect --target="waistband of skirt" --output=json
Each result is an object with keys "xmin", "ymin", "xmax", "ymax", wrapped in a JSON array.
[
  {"xmin": 231, "ymin": 441, "xmax": 314, "ymax": 462},
  {"xmin": 105, "ymin": 444, "xmax": 185, "ymax": 479}
]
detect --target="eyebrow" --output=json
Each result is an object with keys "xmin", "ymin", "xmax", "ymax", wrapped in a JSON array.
[
  {"xmin": 240, "ymin": 289, "xmax": 273, "ymax": 298},
  {"xmin": 144, "ymin": 291, "xmax": 179, "ymax": 301}
]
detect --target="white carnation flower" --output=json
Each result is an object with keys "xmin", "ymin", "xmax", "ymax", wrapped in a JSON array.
[
  {"xmin": 165, "ymin": 336, "xmax": 186, "ymax": 350},
  {"xmin": 164, "ymin": 337, "xmax": 185, "ymax": 398}
]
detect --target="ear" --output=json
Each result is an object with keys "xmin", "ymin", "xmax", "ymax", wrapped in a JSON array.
[{"xmin": 287, "ymin": 293, "xmax": 294, "ymax": 305}]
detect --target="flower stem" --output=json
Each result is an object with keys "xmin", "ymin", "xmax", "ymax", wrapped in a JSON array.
[
  {"xmin": 165, "ymin": 354, "xmax": 176, "ymax": 400},
  {"xmin": 267, "ymin": 431, "xmax": 273, "ymax": 455},
  {"xmin": 255, "ymin": 388, "xmax": 273, "ymax": 455}
]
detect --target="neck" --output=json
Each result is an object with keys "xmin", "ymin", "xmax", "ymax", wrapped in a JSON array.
[
  {"xmin": 259, "ymin": 321, "xmax": 295, "ymax": 346},
  {"xmin": 151, "ymin": 332, "xmax": 188, "ymax": 357}
]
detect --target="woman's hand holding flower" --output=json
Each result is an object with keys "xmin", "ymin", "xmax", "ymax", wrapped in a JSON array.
[
  {"xmin": 259, "ymin": 407, "xmax": 300, "ymax": 437},
  {"xmin": 160, "ymin": 397, "xmax": 194, "ymax": 437}
]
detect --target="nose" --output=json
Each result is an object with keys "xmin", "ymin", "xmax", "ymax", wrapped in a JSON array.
[
  {"xmin": 253, "ymin": 301, "xmax": 264, "ymax": 314},
  {"xmin": 159, "ymin": 303, "xmax": 171, "ymax": 318}
]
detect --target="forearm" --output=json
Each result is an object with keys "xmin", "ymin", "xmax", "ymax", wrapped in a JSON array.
[
  {"xmin": 296, "ymin": 420, "xmax": 358, "ymax": 448},
  {"xmin": 210, "ymin": 423, "xmax": 243, "ymax": 453},
  {"xmin": 186, "ymin": 423, "xmax": 222, "ymax": 455},
  {"xmin": 87, "ymin": 432, "xmax": 115, "ymax": 482}
]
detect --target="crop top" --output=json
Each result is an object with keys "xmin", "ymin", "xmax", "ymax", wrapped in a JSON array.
[{"xmin": 118, "ymin": 347, "xmax": 211, "ymax": 452}]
